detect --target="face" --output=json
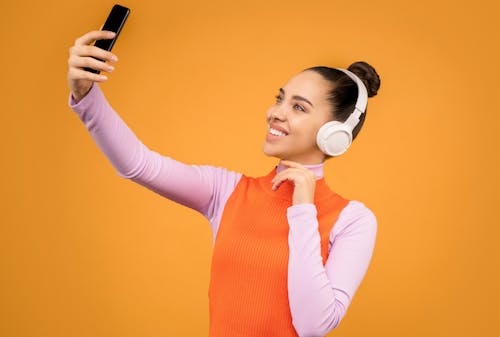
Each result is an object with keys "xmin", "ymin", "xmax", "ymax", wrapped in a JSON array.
[{"xmin": 262, "ymin": 70, "xmax": 334, "ymax": 164}]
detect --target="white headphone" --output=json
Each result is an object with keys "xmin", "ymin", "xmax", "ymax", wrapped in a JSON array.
[{"xmin": 316, "ymin": 68, "xmax": 368, "ymax": 156}]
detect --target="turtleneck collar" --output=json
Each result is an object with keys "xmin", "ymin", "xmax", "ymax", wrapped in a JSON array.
[{"xmin": 276, "ymin": 160, "xmax": 325, "ymax": 179}]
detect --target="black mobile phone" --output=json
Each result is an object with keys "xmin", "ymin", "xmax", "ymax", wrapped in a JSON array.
[{"xmin": 84, "ymin": 4, "xmax": 130, "ymax": 74}]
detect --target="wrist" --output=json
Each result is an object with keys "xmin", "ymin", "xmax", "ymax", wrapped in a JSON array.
[
  {"xmin": 71, "ymin": 83, "xmax": 93, "ymax": 102},
  {"xmin": 72, "ymin": 89, "xmax": 88, "ymax": 102}
]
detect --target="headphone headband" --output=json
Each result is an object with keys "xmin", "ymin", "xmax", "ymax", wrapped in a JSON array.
[{"xmin": 333, "ymin": 68, "xmax": 368, "ymax": 130}]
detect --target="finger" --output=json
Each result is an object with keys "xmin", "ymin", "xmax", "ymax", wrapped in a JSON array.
[
  {"xmin": 272, "ymin": 168, "xmax": 300, "ymax": 181},
  {"xmin": 272, "ymin": 176, "xmax": 288, "ymax": 190},
  {"xmin": 68, "ymin": 53, "xmax": 114, "ymax": 73},
  {"xmin": 272, "ymin": 168, "xmax": 315, "ymax": 189},
  {"xmin": 271, "ymin": 172, "xmax": 287, "ymax": 190},
  {"xmin": 70, "ymin": 44, "xmax": 118, "ymax": 63},
  {"xmin": 280, "ymin": 160, "xmax": 307, "ymax": 170},
  {"xmin": 272, "ymin": 170, "xmax": 301, "ymax": 190},
  {"xmin": 97, "ymin": 25, "xmax": 118, "ymax": 38},
  {"xmin": 74, "ymin": 30, "xmax": 116, "ymax": 46},
  {"xmin": 272, "ymin": 167, "xmax": 306, "ymax": 183},
  {"xmin": 69, "ymin": 67, "xmax": 108, "ymax": 82},
  {"xmin": 69, "ymin": 53, "xmax": 116, "ymax": 73},
  {"xmin": 279, "ymin": 161, "xmax": 315, "ymax": 179}
]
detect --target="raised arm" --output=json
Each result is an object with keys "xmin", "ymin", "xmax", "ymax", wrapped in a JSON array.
[
  {"xmin": 67, "ymin": 30, "xmax": 242, "ymax": 232},
  {"xmin": 287, "ymin": 200, "xmax": 377, "ymax": 336}
]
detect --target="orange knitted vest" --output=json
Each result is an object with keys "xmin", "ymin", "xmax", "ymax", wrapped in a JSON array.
[{"xmin": 208, "ymin": 167, "xmax": 350, "ymax": 337}]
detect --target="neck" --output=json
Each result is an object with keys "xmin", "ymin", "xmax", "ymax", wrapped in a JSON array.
[{"xmin": 276, "ymin": 160, "xmax": 325, "ymax": 179}]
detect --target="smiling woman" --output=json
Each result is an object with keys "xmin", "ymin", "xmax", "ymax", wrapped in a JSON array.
[{"xmin": 67, "ymin": 28, "xmax": 381, "ymax": 337}]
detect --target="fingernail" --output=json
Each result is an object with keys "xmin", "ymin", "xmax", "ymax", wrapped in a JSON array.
[{"xmin": 112, "ymin": 55, "xmax": 118, "ymax": 62}]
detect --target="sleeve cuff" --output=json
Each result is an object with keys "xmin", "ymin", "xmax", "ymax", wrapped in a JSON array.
[
  {"xmin": 287, "ymin": 203, "xmax": 317, "ymax": 217},
  {"xmin": 67, "ymin": 82, "xmax": 100, "ymax": 112}
]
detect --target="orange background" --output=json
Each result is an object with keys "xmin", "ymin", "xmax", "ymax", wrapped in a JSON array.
[{"xmin": 1, "ymin": 0, "xmax": 499, "ymax": 336}]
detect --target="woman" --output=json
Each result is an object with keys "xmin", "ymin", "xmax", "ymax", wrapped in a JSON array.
[{"xmin": 67, "ymin": 29, "xmax": 380, "ymax": 337}]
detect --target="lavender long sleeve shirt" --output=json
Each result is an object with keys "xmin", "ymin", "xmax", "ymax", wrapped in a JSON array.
[{"xmin": 68, "ymin": 82, "xmax": 377, "ymax": 337}]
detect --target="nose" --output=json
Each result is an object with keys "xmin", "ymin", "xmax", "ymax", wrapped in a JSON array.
[{"xmin": 271, "ymin": 107, "xmax": 286, "ymax": 121}]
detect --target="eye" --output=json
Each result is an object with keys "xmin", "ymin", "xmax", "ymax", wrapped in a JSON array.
[
  {"xmin": 294, "ymin": 104, "xmax": 306, "ymax": 112},
  {"xmin": 274, "ymin": 94, "xmax": 282, "ymax": 103}
]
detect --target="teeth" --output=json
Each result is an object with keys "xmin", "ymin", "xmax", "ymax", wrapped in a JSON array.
[{"xmin": 269, "ymin": 127, "xmax": 287, "ymax": 137}]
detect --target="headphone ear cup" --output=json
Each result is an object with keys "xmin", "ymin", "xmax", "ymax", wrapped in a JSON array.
[{"xmin": 316, "ymin": 121, "xmax": 353, "ymax": 156}]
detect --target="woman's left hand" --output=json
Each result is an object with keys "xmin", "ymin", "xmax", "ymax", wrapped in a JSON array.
[{"xmin": 271, "ymin": 160, "xmax": 316, "ymax": 205}]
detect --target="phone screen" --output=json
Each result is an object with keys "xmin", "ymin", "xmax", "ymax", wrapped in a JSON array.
[{"xmin": 85, "ymin": 4, "xmax": 130, "ymax": 74}]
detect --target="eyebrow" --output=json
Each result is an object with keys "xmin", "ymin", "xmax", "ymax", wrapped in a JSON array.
[{"xmin": 279, "ymin": 88, "xmax": 314, "ymax": 108}]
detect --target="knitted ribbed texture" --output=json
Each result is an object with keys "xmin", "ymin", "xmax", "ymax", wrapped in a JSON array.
[{"xmin": 208, "ymin": 167, "xmax": 350, "ymax": 337}]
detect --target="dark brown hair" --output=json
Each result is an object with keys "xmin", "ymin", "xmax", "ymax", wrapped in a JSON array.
[{"xmin": 304, "ymin": 61, "xmax": 381, "ymax": 141}]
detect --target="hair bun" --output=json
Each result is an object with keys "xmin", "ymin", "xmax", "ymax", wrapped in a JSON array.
[{"xmin": 348, "ymin": 61, "xmax": 381, "ymax": 98}]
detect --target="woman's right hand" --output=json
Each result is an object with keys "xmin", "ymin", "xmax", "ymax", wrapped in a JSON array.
[{"xmin": 67, "ymin": 30, "xmax": 119, "ymax": 102}]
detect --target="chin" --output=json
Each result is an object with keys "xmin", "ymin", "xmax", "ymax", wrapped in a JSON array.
[{"xmin": 262, "ymin": 143, "xmax": 281, "ymax": 158}]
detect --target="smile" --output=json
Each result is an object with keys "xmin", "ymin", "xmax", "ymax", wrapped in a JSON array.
[{"xmin": 268, "ymin": 127, "xmax": 288, "ymax": 137}]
